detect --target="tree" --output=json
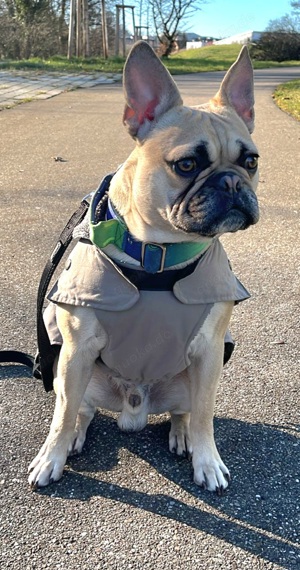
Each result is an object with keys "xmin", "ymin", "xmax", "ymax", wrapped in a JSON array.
[
  {"xmin": 291, "ymin": 1, "xmax": 300, "ymax": 11},
  {"xmin": 250, "ymin": 31, "xmax": 300, "ymax": 61},
  {"xmin": 149, "ymin": 0, "xmax": 204, "ymax": 56},
  {"xmin": 0, "ymin": 0, "xmax": 69, "ymax": 58},
  {"xmin": 266, "ymin": 0, "xmax": 300, "ymax": 33},
  {"xmin": 0, "ymin": 0, "xmax": 116, "ymax": 58},
  {"xmin": 249, "ymin": 1, "xmax": 300, "ymax": 62}
]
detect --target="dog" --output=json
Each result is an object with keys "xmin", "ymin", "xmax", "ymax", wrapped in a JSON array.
[{"xmin": 28, "ymin": 41, "xmax": 259, "ymax": 493}]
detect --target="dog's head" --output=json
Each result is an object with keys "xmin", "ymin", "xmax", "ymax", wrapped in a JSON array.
[{"xmin": 109, "ymin": 41, "xmax": 259, "ymax": 243}]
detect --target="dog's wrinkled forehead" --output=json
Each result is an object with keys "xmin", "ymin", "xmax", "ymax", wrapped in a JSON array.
[{"xmin": 141, "ymin": 103, "xmax": 257, "ymax": 167}]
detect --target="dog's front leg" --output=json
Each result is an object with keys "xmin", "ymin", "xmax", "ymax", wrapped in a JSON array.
[
  {"xmin": 28, "ymin": 305, "xmax": 106, "ymax": 488},
  {"xmin": 189, "ymin": 302, "xmax": 233, "ymax": 494}
]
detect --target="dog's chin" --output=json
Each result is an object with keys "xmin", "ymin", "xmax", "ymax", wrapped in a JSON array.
[
  {"xmin": 212, "ymin": 209, "xmax": 258, "ymax": 235},
  {"xmin": 170, "ymin": 208, "xmax": 259, "ymax": 238}
]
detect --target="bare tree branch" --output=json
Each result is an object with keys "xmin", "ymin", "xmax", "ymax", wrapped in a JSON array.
[{"xmin": 149, "ymin": 0, "xmax": 205, "ymax": 56}]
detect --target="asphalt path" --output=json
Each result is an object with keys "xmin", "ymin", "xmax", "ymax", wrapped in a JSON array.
[{"xmin": 0, "ymin": 67, "xmax": 299, "ymax": 569}]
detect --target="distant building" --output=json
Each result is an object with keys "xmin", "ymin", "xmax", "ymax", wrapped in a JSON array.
[
  {"xmin": 214, "ymin": 31, "xmax": 262, "ymax": 45},
  {"xmin": 185, "ymin": 33, "xmax": 203, "ymax": 42},
  {"xmin": 185, "ymin": 33, "xmax": 220, "ymax": 49}
]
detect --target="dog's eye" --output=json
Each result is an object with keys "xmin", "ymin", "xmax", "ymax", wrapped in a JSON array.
[
  {"xmin": 244, "ymin": 155, "xmax": 258, "ymax": 171},
  {"xmin": 173, "ymin": 158, "xmax": 199, "ymax": 177}
]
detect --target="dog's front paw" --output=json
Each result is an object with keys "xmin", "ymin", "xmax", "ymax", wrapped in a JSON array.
[
  {"xmin": 28, "ymin": 442, "xmax": 67, "ymax": 488},
  {"xmin": 192, "ymin": 446, "xmax": 230, "ymax": 495}
]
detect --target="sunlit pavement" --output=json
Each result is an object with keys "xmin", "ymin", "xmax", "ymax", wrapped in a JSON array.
[{"xmin": 0, "ymin": 70, "xmax": 122, "ymax": 110}]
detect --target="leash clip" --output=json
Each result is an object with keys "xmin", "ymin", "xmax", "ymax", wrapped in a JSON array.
[{"xmin": 82, "ymin": 192, "xmax": 94, "ymax": 205}]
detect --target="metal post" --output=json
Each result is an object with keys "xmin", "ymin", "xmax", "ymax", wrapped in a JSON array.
[
  {"xmin": 101, "ymin": 0, "xmax": 108, "ymax": 58},
  {"xmin": 115, "ymin": 6, "xmax": 120, "ymax": 56},
  {"xmin": 76, "ymin": 0, "xmax": 82, "ymax": 57},
  {"xmin": 68, "ymin": 0, "xmax": 75, "ymax": 58},
  {"xmin": 122, "ymin": 1, "xmax": 126, "ymax": 57},
  {"xmin": 132, "ymin": 7, "xmax": 136, "ymax": 42},
  {"xmin": 82, "ymin": 0, "xmax": 89, "ymax": 57}
]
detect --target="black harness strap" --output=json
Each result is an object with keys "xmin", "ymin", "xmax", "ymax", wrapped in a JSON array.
[
  {"xmin": 0, "ymin": 197, "xmax": 90, "ymax": 391},
  {"xmin": 34, "ymin": 197, "xmax": 91, "ymax": 391},
  {"xmin": 115, "ymin": 258, "xmax": 200, "ymax": 291}
]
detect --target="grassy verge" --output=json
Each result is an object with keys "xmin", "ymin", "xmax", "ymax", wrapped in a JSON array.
[
  {"xmin": 167, "ymin": 44, "xmax": 300, "ymax": 74},
  {"xmin": 0, "ymin": 44, "xmax": 299, "ymax": 75},
  {"xmin": 273, "ymin": 80, "xmax": 300, "ymax": 121},
  {"xmin": 0, "ymin": 55, "xmax": 126, "ymax": 74}
]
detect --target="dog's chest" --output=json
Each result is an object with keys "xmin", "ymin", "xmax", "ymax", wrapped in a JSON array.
[
  {"xmin": 46, "ymin": 240, "xmax": 250, "ymax": 383},
  {"xmin": 93, "ymin": 291, "xmax": 213, "ymax": 382}
]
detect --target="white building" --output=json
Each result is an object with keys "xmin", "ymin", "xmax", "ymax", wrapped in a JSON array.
[
  {"xmin": 214, "ymin": 31, "xmax": 262, "ymax": 45},
  {"xmin": 186, "ymin": 39, "xmax": 215, "ymax": 49}
]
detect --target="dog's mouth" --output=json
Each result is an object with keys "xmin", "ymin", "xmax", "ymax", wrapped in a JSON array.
[{"xmin": 169, "ymin": 171, "xmax": 259, "ymax": 237}]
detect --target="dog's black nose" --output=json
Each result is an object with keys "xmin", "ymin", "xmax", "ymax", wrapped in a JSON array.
[{"xmin": 220, "ymin": 173, "xmax": 241, "ymax": 193}]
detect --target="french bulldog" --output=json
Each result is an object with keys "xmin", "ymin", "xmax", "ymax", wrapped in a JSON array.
[{"xmin": 28, "ymin": 41, "xmax": 259, "ymax": 494}]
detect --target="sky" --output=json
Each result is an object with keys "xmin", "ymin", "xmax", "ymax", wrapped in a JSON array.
[
  {"xmin": 187, "ymin": 0, "xmax": 293, "ymax": 38},
  {"xmin": 129, "ymin": 0, "xmax": 294, "ymax": 40}
]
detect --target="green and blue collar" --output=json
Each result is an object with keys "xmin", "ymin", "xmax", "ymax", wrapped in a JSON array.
[{"xmin": 89, "ymin": 174, "xmax": 210, "ymax": 274}]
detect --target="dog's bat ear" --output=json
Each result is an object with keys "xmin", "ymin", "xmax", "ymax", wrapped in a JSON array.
[
  {"xmin": 212, "ymin": 46, "xmax": 255, "ymax": 133},
  {"xmin": 123, "ymin": 41, "xmax": 183, "ymax": 140}
]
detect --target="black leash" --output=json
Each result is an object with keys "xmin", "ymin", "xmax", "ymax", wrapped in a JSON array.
[
  {"xmin": 0, "ymin": 196, "xmax": 91, "ymax": 391},
  {"xmin": 34, "ymin": 197, "xmax": 91, "ymax": 391},
  {"xmin": 0, "ymin": 350, "xmax": 34, "ymax": 369}
]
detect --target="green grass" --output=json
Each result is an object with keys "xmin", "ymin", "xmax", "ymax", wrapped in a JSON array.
[
  {"xmin": 273, "ymin": 80, "xmax": 300, "ymax": 121},
  {"xmin": 0, "ymin": 54, "xmax": 125, "ymax": 74},
  {"xmin": 167, "ymin": 44, "xmax": 243, "ymax": 73},
  {"xmin": 0, "ymin": 44, "xmax": 299, "ymax": 75},
  {"xmin": 167, "ymin": 44, "xmax": 300, "ymax": 73}
]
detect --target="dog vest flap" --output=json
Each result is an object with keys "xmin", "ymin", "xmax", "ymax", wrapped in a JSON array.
[
  {"xmin": 48, "ymin": 241, "xmax": 140, "ymax": 311},
  {"xmin": 173, "ymin": 239, "xmax": 250, "ymax": 304}
]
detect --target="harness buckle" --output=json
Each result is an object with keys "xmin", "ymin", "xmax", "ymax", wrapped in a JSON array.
[{"xmin": 141, "ymin": 243, "xmax": 167, "ymax": 273}]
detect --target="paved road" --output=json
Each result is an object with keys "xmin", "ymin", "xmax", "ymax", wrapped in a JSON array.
[
  {"xmin": 0, "ymin": 68, "xmax": 299, "ymax": 569},
  {"xmin": 0, "ymin": 70, "xmax": 121, "ymax": 110}
]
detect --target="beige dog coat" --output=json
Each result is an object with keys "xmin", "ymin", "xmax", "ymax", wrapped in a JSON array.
[{"xmin": 44, "ymin": 239, "xmax": 249, "ymax": 383}]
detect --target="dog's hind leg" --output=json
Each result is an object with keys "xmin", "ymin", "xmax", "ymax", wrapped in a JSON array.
[
  {"xmin": 68, "ymin": 400, "xmax": 96, "ymax": 455},
  {"xmin": 28, "ymin": 305, "xmax": 107, "ymax": 488},
  {"xmin": 169, "ymin": 412, "xmax": 192, "ymax": 458}
]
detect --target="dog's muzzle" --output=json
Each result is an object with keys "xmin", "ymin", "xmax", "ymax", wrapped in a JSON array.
[{"xmin": 170, "ymin": 170, "xmax": 259, "ymax": 237}]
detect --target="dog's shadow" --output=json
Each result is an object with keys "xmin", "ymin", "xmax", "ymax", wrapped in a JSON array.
[{"xmin": 38, "ymin": 411, "xmax": 299, "ymax": 568}]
